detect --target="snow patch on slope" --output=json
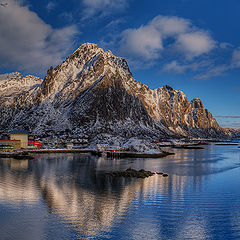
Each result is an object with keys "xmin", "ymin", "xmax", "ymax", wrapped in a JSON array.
[{"xmin": 0, "ymin": 73, "xmax": 42, "ymax": 97}]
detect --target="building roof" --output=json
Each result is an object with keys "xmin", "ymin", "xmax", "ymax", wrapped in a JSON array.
[{"xmin": 10, "ymin": 130, "xmax": 29, "ymax": 135}]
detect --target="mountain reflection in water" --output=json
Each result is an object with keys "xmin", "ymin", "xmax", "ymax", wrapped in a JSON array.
[{"xmin": 0, "ymin": 144, "xmax": 239, "ymax": 240}]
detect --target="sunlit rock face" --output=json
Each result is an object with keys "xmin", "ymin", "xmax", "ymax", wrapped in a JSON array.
[
  {"xmin": 225, "ymin": 128, "xmax": 240, "ymax": 138},
  {"xmin": 0, "ymin": 43, "xmax": 227, "ymax": 139}
]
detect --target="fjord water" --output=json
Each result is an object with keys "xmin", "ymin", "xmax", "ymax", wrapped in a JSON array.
[{"xmin": 0, "ymin": 143, "xmax": 240, "ymax": 240}]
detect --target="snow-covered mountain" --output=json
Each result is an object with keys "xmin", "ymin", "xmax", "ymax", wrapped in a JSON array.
[
  {"xmin": 0, "ymin": 43, "xmax": 228, "ymax": 139},
  {"xmin": 225, "ymin": 128, "xmax": 240, "ymax": 139}
]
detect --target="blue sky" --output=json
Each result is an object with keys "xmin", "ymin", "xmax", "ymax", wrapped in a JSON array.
[{"xmin": 0, "ymin": 0, "xmax": 240, "ymax": 128}]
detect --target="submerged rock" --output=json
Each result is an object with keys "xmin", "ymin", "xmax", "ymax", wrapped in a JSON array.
[
  {"xmin": 106, "ymin": 168, "xmax": 155, "ymax": 178},
  {"xmin": 105, "ymin": 168, "xmax": 170, "ymax": 179}
]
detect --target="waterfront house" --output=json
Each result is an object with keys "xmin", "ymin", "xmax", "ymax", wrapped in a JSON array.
[
  {"xmin": 10, "ymin": 130, "xmax": 29, "ymax": 148},
  {"xmin": 66, "ymin": 143, "xmax": 74, "ymax": 149}
]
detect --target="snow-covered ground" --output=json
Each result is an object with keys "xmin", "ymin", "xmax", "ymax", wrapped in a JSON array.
[
  {"xmin": 88, "ymin": 134, "xmax": 163, "ymax": 153},
  {"xmin": 121, "ymin": 138, "xmax": 163, "ymax": 153}
]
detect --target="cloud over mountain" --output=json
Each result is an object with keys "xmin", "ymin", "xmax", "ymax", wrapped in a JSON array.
[
  {"xmin": 120, "ymin": 26, "xmax": 163, "ymax": 60},
  {"xmin": 101, "ymin": 15, "xmax": 240, "ymax": 80},
  {"xmin": 118, "ymin": 15, "xmax": 216, "ymax": 62},
  {"xmin": 0, "ymin": 0, "xmax": 78, "ymax": 74},
  {"xmin": 175, "ymin": 31, "xmax": 215, "ymax": 59}
]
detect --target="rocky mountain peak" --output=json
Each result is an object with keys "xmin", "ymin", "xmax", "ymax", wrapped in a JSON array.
[
  {"xmin": 0, "ymin": 73, "xmax": 42, "ymax": 97},
  {"xmin": 163, "ymin": 85, "xmax": 174, "ymax": 92},
  {"xmin": 78, "ymin": 42, "xmax": 99, "ymax": 50},
  {"xmin": 191, "ymin": 98, "xmax": 204, "ymax": 108},
  {"xmin": 69, "ymin": 43, "xmax": 131, "ymax": 74},
  {"xmin": 39, "ymin": 43, "xmax": 132, "ymax": 99},
  {"xmin": 0, "ymin": 72, "xmax": 24, "ymax": 81}
]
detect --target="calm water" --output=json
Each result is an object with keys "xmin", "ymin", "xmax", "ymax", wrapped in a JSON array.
[{"xmin": 0, "ymin": 143, "xmax": 240, "ymax": 240}]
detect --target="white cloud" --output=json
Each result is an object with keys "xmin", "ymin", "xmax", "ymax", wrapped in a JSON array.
[
  {"xmin": 194, "ymin": 65, "xmax": 229, "ymax": 79},
  {"xmin": 150, "ymin": 16, "xmax": 191, "ymax": 37},
  {"xmin": 219, "ymin": 42, "xmax": 233, "ymax": 49},
  {"xmin": 116, "ymin": 15, "xmax": 216, "ymax": 64},
  {"xmin": 46, "ymin": 1, "xmax": 57, "ymax": 12},
  {"xmin": 102, "ymin": 15, "xmax": 237, "ymax": 79},
  {"xmin": 82, "ymin": 0, "xmax": 128, "ymax": 19},
  {"xmin": 120, "ymin": 25, "xmax": 163, "ymax": 60},
  {"xmin": 59, "ymin": 12, "xmax": 74, "ymax": 23},
  {"xmin": 231, "ymin": 48, "xmax": 240, "ymax": 67},
  {"xmin": 104, "ymin": 19, "xmax": 125, "ymax": 30},
  {"xmin": 162, "ymin": 59, "xmax": 212, "ymax": 75},
  {"xmin": 185, "ymin": 46, "xmax": 240, "ymax": 79},
  {"xmin": 165, "ymin": 46, "xmax": 240, "ymax": 79},
  {"xmin": 163, "ymin": 61, "xmax": 193, "ymax": 74},
  {"xmin": 0, "ymin": 0, "xmax": 78, "ymax": 74},
  {"xmin": 175, "ymin": 31, "xmax": 216, "ymax": 59}
]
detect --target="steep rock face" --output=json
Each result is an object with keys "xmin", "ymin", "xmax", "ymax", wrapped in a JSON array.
[
  {"xmin": 189, "ymin": 98, "xmax": 224, "ymax": 137},
  {"xmin": 0, "ymin": 72, "xmax": 23, "ymax": 81},
  {"xmin": 0, "ymin": 43, "xmax": 227, "ymax": 139},
  {"xmin": 0, "ymin": 73, "xmax": 42, "ymax": 129},
  {"xmin": 191, "ymin": 98, "xmax": 218, "ymax": 129},
  {"xmin": 0, "ymin": 73, "xmax": 41, "ymax": 97}
]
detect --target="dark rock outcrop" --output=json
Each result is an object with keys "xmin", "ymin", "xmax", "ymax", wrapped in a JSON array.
[{"xmin": 105, "ymin": 168, "xmax": 155, "ymax": 178}]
